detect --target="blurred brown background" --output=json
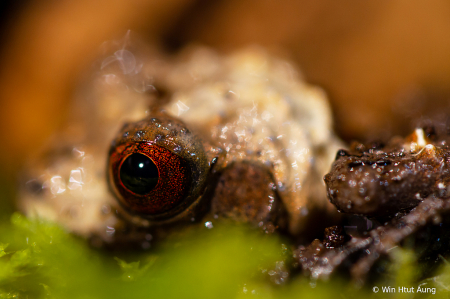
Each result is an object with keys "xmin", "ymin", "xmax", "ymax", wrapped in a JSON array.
[{"xmin": 2, "ymin": 0, "xmax": 450, "ymax": 172}]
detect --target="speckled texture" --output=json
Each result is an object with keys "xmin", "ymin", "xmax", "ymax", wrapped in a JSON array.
[
  {"xmin": 18, "ymin": 41, "xmax": 342, "ymax": 244},
  {"xmin": 325, "ymin": 127, "xmax": 450, "ymax": 217}
]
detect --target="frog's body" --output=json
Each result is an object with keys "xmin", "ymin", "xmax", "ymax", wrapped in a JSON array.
[
  {"xmin": 19, "ymin": 44, "xmax": 342, "ymax": 245},
  {"xmin": 18, "ymin": 43, "xmax": 450, "ymax": 284}
]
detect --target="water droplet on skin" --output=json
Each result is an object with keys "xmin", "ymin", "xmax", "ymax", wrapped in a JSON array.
[
  {"xmin": 50, "ymin": 176, "xmax": 66, "ymax": 195},
  {"xmin": 174, "ymin": 145, "xmax": 182, "ymax": 152},
  {"xmin": 176, "ymin": 100, "xmax": 190, "ymax": 116},
  {"xmin": 135, "ymin": 130, "xmax": 144, "ymax": 138},
  {"xmin": 277, "ymin": 182, "xmax": 285, "ymax": 191},
  {"xmin": 106, "ymin": 226, "xmax": 115, "ymax": 236},
  {"xmin": 72, "ymin": 148, "xmax": 85, "ymax": 158}
]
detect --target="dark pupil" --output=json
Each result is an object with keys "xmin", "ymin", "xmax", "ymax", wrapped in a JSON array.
[{"xmin": 120, "ymin": 153, "xmax": 159, "ymax": 195}]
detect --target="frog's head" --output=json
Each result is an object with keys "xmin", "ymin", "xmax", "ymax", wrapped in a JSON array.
[{"xmin": 107, "ymin": 112, "xmax": 289, "ymax": 234}]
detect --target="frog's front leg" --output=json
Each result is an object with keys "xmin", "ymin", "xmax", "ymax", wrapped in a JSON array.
[{"xmin": 208, "ymin": 161, "xmax": 288, "ymax": 233}]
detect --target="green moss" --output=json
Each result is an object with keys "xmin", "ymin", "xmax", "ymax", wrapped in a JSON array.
[
  {"xmin": 0, "ymin": 213, "xmax": 288, "ymax": 299},
  {"xmin": 2, "ymin": 212, "xmax": 449, "ymax": 299}
]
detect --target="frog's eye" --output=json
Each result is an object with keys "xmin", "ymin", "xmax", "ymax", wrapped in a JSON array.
[
  {"xmin": 109, "ymin": 142, "xmax": 191, "ymax": 215},
  {"xmin": 108, "ymin": 116, "xmax": 209, "ymax": 221}
]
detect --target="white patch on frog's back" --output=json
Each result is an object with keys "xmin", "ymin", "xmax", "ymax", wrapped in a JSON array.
[{"xmin": 19, "ymin": 146, "xmax": 118, "ymax": 239}]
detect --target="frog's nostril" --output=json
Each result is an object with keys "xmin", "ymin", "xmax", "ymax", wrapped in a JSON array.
[
  {"xmin": 335, "ymin": 149, "xmax": 349, "ymax": 160},
  {"xmin": 25, "ymin": 179, "xmax": 45, "ymax": 196},
  {"xmin": 348, "ymin": 161, "xmax": 364, "ymax": 168},
  {"xmin": 348, "ymin": 160, "xmax": 391, "ymax": 168},
  {"xmin": 374, "ymin": 160, "xmax": 391, "ymax": 167}
]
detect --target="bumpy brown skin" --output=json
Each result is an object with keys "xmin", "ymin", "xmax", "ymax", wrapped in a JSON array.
[
  {"xmin": 210, "ymin": 161, "xmax": 287, "ymax": 231},
  {"xmin": 324, "ymin": 132, "xmax": 450, "ymax": 217},
  {"xmin": 296, "ymin": 126, "xmax": 450, "ymax": 284}
]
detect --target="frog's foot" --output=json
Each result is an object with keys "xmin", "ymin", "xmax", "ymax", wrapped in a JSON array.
[
  {"xmin": 349, "ymin": 195, "xmax": 450, "ymax": 284},
  {"xmin": 295, "ymin": 196, "xmax": 450, "ymax": 284}
]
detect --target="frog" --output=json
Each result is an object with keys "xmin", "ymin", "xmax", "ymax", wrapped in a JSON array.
[
  {"xmin": 17, "ymin": 37, "xmax": 450, "ymax": 285},
  {"xmin": 18, "ymin": 38, "xmax": 343, "ymax": 249},
  {"xmin": 296, "ymin": 124, "xmax": 450, "ymax": 284}
]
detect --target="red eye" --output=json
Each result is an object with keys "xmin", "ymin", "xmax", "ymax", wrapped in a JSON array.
[
  {"xmin": 109, "ymin": 142, "xmax": 190, "ymax": 215},
  {"xmin": 108, "ymin": 115, "xmax": 210, "ymax": 221}
]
